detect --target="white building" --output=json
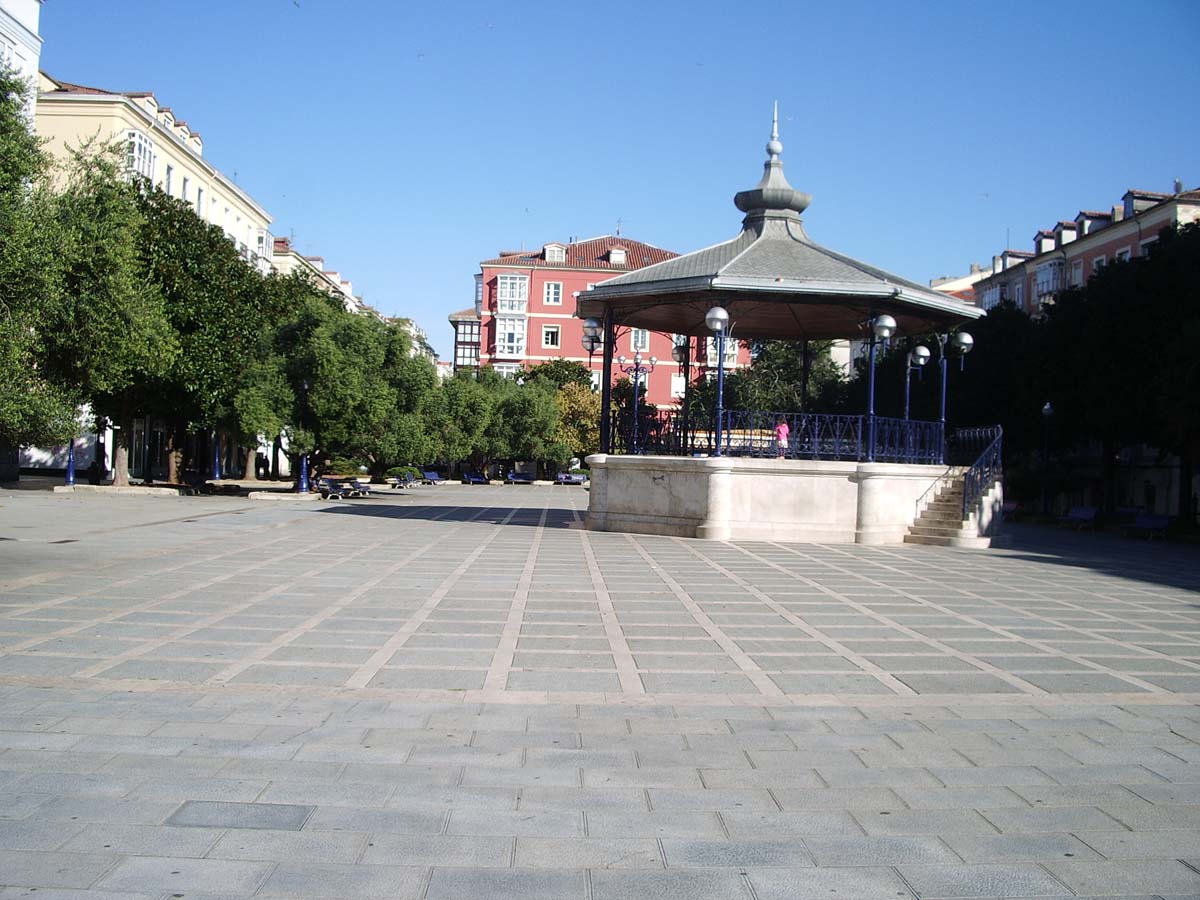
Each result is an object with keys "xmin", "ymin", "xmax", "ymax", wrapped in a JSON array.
[{"xmin": 0, "ymin": 0, "xmax": 42, "ymax": 111}]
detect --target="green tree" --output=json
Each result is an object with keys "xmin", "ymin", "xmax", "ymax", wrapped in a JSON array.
[
  {"xmin": 42, "ymin": 141, "xmax": 176, "ymax": 485},
  {"xmin": 421, "ymin": 370, "xmax": 495, "ymax": 468},
  {"xmin": 552, "ymin": 381, "xmax": 601, "ymax": 464},
  {"xmin": 0, "ymin": 66, "xmax": 77, "ymax": 446},
  {"xmin": 524, "ymin": 358, "xmax": 592, "ymax": 391}
]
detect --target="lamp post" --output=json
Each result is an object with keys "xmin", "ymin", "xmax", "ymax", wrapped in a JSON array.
[
  {"xmin": 1041, "ymin": 401, "xmax": 1054, "ymax": 515},
  {"xmin": 64, "ymin": 438, "xmax": 76, "ymax": 486},
  {"xmin": 211, "ymin": 429, "xmax": 222, "ymax": 480},
  {"xmin": 904, "ymin": 345, "xmax": 931, "ymax": 421},
  {"xmin": 672, "ymin": 338, "xmax": 690, "ymax": 455},
  {"xmin": 705, "ymin": 306, "xmax": 730, "ymax": 456},
  {"xmin": 581, "ymin": 317, "xmax": 602, "ymax": 370},
  {"xmin": 297, "ymin": 378, "xmax": 310, "ymax": 494},
  {"xmin": 865, "ymin": 313, "xmax": 897, "ymax": 462},
  {"xmin": 617, "ymin": 353, "xmax": 657, "ymax": 454},
  {"xmin": 937, "ymin": 331, "xmax": 974, "ymax": 463}
]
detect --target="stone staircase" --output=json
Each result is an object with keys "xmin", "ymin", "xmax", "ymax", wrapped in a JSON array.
[{"xmin": 904, "ymin": 473, "xmax": 1000, "ymax": 549}]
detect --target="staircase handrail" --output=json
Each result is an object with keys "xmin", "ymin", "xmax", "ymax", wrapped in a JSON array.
[
  {"xmin": 914, "ymin": 465, "xmax": 956, "ymax": 519},
  {"xmin": 960, "ymin": 425, "xmax": 1003, "ymax": 520}
]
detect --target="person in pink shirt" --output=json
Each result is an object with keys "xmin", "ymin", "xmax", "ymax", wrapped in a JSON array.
[{"xmin": 774, "ymin": 418, "xmax": 790, "ymax": 458}]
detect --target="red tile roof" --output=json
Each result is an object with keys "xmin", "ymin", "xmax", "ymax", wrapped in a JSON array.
[
  {"xmin": 1077, "ymin": 210, "xmax": 1112, "ymax": 219},
  {"xmin": 448, "ymin": 307, "xmax": 479, "ymax": 320},
  {"xmin": 479, "ymin": 235, "xmax": 677, "ymax": 271}
]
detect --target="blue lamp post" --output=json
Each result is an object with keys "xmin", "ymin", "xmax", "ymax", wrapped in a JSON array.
[
  {"xmin": 865, "ymin": 313, "xmax": 897, "ymax": 463},
  {"xmin": 617, "ymin": 353, "xmax": 657, "ymax": 454},
  {"xmin": 211, "ymin": 430, "xmax": 222, "ymax": 480},
  {"xmin": 64, "ymin": 438, "xmax": 76, "ymax": 486},
  {"xmin": 705, "ymin": 306, "xmax": 730, "ymax": 456},
  {"xmin": 904, "ymin": 344, "xmax": 931, "ymax": 421},
  {"xmin": 297, "ymin": 379, "xmax": 310, "ymax": 494},
  {"xmin": 937, "ymin": 331, "xmax": 974, "ymax": 463}
]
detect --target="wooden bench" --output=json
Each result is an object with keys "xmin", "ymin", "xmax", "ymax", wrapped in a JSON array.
[
  {"xmin": 555, "ymin": 473, "xmax": 588, "ymax": 485},
  {"xmin": 1058, "ymin": 505, "xmax": 1097, "ymax": 529},
  {"xmin": 1125, "ymin": 513, "xmax": 1168, "ymax": 540}
]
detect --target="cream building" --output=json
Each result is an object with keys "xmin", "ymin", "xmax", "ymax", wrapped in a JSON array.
[
  {"xmin": 36, "ymin": 72, "xmax": 273, "ymax": 275},
  {"xmin": 0, "ymin": 0, "xmax": 41, "ymax": 110}
]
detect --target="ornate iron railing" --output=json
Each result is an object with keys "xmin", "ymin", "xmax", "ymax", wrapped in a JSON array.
[
  {"xmin": 957, "ymin": 425, "xmax": 1003, "ymax": 520},
  {"xmin": 609, "ymin": 409, "xmax": 950, "ymax": 464}
]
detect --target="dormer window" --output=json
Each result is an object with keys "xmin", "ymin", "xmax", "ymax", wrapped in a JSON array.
[
  {"xmin": 609, "ymin": 247, "xmax": 627, "ymax": 266},
  {"xmin": 544, "ymin": 243, "xmax": 566, "ymax": 263}
]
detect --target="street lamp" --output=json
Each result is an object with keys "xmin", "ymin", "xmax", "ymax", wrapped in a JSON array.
[
  {"xmin": 937, "ymin": 330, "xmax": 974, "ymax": 463},
  {"xmin": 64, "ymin": 434, "xmax": 76, "ymax": 487},
  {"xmin": 672, "ymin": 338, "xmax": 690, "ymax": 455},
  {"xmin": 865, "ymin": 313, "xmax": 897, "ymax": 462},
  {"xmin": 904, "ymin": 344, "xmax": 931, "ymax": 421},
  {"xmin": 582, "ymin": 333, "xmax": 601, "ymax": 366},
  {"xmin": 1041, "ymin": 401, "xmax": 1054, "ymax": 515},
  {"xmin": 617, "ymin": 352, "xmax": 656, "ymax": 454},
  {"xmin": 705, "ymin": 306, "xmax": 730, "ymax": 456},
  {"xmin": 297, "ymin": 378, "xmax": 310, "ymax": 494}
]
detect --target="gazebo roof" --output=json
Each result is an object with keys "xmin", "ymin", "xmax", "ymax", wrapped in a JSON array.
[{"xmin": 576, "ymin": 109, "xmax": 982, "ymax": 341}]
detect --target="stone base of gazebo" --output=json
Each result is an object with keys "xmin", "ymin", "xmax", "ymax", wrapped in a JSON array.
[{"xmin": 585, "ymin": 454, "xmax": 983, "ymax": 545}]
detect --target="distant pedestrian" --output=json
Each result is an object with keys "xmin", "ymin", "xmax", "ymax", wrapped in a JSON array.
[{"xmin": 774, "ymin": 418, "xmax": 790, "ymax": 458}]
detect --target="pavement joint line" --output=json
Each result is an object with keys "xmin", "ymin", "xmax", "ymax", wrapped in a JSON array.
[
  {"xmin": 866, "ymin": 542, "xmax": 1200, "ymax": 671},
  {"xmin": 809, "ymin": 541, "xmax": 1176, "ymax": 694},
  {"xmin": 2, "ymin": 529, "xmax": 315, "ymax": 663},
  {"xmin": 580, "ymin": 527, "xmax": 643, "ymax": 695},
  {"xmin": 672, "ymin": 536, "xmax": 919, "ymax": 696},
  {"xmin": 209, "ymin": 502, "xmax": 490, "ymax": 685},
  {"xmin": 482, "ymin": 503, "xmax": 548, "ymax": 693},
  {"xmin": 66, "ymin": 535, "xmax": 374, "ymax": 681},
  {"xmin": 621, "ymin": 533, "xmax": 784, "ymax": 698},
  {"xmin": 342, "ymin": 504, "xmax": 526, "ymax": 689}
]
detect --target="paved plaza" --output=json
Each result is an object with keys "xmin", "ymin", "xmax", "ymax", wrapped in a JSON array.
[{"xmin": 0, "ymin": 484, "xmax": 1198, "ymax": 899}]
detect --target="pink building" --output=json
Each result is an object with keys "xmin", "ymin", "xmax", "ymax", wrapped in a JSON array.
[
  {"xmin": 973, "ymin": 185, "xmax": 1200, "ymax": 314},
  {"xmin": 451, "ymin": 235, "xmax": 751, "ymax": 407}
]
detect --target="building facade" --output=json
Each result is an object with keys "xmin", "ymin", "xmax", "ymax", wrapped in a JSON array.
[
  {"xmin": 36, "ymin": 73, "xmax": 274, "ymax": 275},
  {"xmin": 973, "ymin": 185, "xmax": 1200, "ymax": 314},
  {"xmin": 454, "ymin": 235, "xmax": 750, "ymax": 407},
  {"xmin": 0, "ymin": 0, "xmax": 41, "ymax": 108}
]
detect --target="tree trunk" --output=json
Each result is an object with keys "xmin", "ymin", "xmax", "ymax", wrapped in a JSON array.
[
  {"xmin": 166, "ymin": 419, "xmax": 183, "ymax": 484},
  {"xmin": 111, "ymin": 395, "xmax": 132, "ymax": 487},
  {"xmin": 271, "ymin": 436, "xmax": 281, "ymax": 479},
  {"xmin": 243, "ymin": 444, "xmax": 258, "ymax": 482}
]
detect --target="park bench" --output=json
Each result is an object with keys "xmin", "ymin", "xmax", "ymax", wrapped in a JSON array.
[
  {"xmin": 1059, "ymin": 505, "xmax": 1097, "ymax": 529},
  {"xmin": 555, "ymin": 472, "xmax": 588, "ymax": 485},
  {"xmin": 462, "ymin": 471, "xmax": 488, "ymax": 485},
  {"xmin": 1125, "ymin": 512, "xmax": 1168, "ymax": 541},
  {"xmin": 318, "ymin": 477, "xmax": 372, "ymax": 500},
  {"xmin": 385, "ymin": 472, "xmax": 417, "ymax": 489},
  {"xmin": 506, "ymin": 471, "xmax": 535, "ymax": 485},
  {"xmin": 421, "ymin": 470, "xmax": 446, "ymax": 484}
]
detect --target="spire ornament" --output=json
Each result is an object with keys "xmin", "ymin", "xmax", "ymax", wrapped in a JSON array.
[{"xmin": 734, "ymin": 104, "xmax": 811, "ymax": 218}]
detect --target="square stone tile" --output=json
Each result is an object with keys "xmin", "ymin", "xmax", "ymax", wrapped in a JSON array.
[{"xmin": 166, "ymin": 800, "xmax": 315, "ymax": 831}]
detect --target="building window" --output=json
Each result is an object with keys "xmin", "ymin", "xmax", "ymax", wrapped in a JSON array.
[
  {"xmin": 181, "ymin": 175, "xmax": 189, "ymax": 203},
  {"xmin": 1070, "ymin": 260, "xmax": 1083, "ymax": 287},
  {"xmin": 1092, "ymin": 255, "xmax": 1106, "ymax": 273},
  {"xmin": 196, "ymin": 186, "xmax": 204, "ymax": 218},
  {"xmin": 1013, "ymin": 282, "xmax": 1023, "ymax": 307},
  {"xmin": 474, "ymin": 274, "xmax": 483, "ymax": 315},
  {"xmin": 125, "ymin": 130, "xmax": 155, "ymax": 180},
  {"xmin": 1114, "ymin": 247, "xmax": 1131, "ymax": 263},
  {"xmin": 631, "ymin": 328, "xmax": 650, "ymax": 352},
  {"xmin": 545, "ymin": 245, "xmax": 565, "ymax": 263},
  {"xmin": 542, "ymin": 325, "xmax": 561, "ymax": 348},
  {"xmin": 1139, "ymin": 238, "xmax": 1157, "ymax": 257},
  {"xmin": 706, "ymin": 337, "xmax": 739, "ymax": 367},
  {"xmin": 543, "ymin": 281, "xmax": 563, "ymax": 305},
  {"xmin": 493, "ymin": 363, "xmax": 520, "ymax": 379},
  {"xmin": 496, "ymin": 316, "xmax": 525, "ymax": 356},
  {"xmin": 164, "ymin": 165, "xmax": 173, "ymax": 195},
  {"xmin": 590, "ymin": 370, "xmax": 601, "ymax": 391},
  {"xmin": 609, "ymin": 247, "xmax": 626, "ymax": 265},
  {"xmin": 671, "ymin": 373, "xmax": 686, "ymax": 398},
  {"xmin": 497, "ymin": 274, "xmax": 528, "ymax": 312},
  {"xmin": 454, "ymin": 319, "xmax": 480, "ymax": 370}
]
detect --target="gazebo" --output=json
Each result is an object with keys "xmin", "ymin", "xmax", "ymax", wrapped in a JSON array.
[{"xmin": 575, "ymin": 112, "xmax": 1001, "ymax": 546}]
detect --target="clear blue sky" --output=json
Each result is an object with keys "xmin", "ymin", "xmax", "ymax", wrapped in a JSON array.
[{"xmin": 40, "ymin": 0, "xmax": 1200, "ymax": 357}]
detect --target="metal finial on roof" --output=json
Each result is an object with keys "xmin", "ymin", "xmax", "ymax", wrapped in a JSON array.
[
  {"xmin": 734, "ymin": 106, "xmax": 810, "ymax": 219},
  {"xmin": 767, "ymin": 101, "xmax": 782, "ymax": 160}
]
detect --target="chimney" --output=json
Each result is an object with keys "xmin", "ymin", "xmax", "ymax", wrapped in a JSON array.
[
  {"xmin": 1175, "ymin": 178, "xmax": 1184, "ymax": 194},
  {"xmin": 970, "ymin": 262, "xmax": 980, "ymax": 274},
  {"xmin": 1111, "ymin": 204, "xmax": 1124, "ymax": 222},
  {"xmin": 993, "ymin": 254, "xmax": 1002, "ymax": 272}
]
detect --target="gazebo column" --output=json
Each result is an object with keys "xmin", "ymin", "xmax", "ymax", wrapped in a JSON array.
[{"xmin": 599, "ymin": 308, "xmax": 615, "ymax": 453}]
